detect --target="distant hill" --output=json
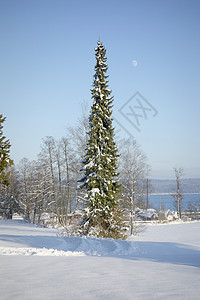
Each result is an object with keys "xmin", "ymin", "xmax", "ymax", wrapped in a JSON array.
[{"xmin": 150, "ymin": 178, "xmax": 200, "ymax": 194}]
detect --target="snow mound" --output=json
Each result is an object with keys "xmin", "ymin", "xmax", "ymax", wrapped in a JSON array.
[
  {"xmin": 0, "ymin": 237, "xmax": 137, "ymax": 257},
  {"xmin": 62, "ymin": 236, "xmax": 137, "ymax": 257},
  {"xmin": 0, "ymin": 218, "xmax": 137, "ymax": 257},
  {"xmin": 0, "ymin": 247, "xmax": 85, "ymax": 256}
]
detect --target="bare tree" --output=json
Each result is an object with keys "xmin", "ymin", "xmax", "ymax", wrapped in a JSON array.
[
  {"xmin": 66, "ymin": 102, "xmax": 90, "ymax": 217},
  {"xmin": 56, "ymin": 138, "xmax": 76, "ymax": 225},
  {"xmin": 119, "ymin": 138, "xmax": 150, "ymax": 235},
  {"xmin": 40, "ymin": 137, "xmax": 61, "ymax": 222},
  {"xmin": 39, "ymin": 136, "xmax": 80, "ymax": 226},
  {"xmin": 31, "ymin": 160, "xmax": 52, "ymax": 224},
  {"xmin": 171, "ymin": 167, "xmax": 184, "ymax": 219},
  {"xmin": 67, "ymin": 101, "xmax": 89, "ymax": 160},
  {"xmin": 60, "ymin": 137, "xmax": 75, "ymax": 220},
  {"xmin": 55, "ymin": 141, "xmax": 64, "ymax": 222},
  {"xmin": 18, "ymin": 158, "xmax": 34, "ymax": 221}
]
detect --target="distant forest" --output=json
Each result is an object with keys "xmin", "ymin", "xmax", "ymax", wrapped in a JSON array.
[{"xmin": 151, "ymin": 178, "xmax": 200, "ymax": 194}]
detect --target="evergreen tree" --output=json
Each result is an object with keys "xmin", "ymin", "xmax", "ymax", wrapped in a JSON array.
[
  {"xmin": 0, "ymin": 115, "xmax": 13, "ymax": 189},
  {"xmin": 79, "ymin": 41, "xmax": 125, "ymax": 239},
  {"xmin": 0, "ymin": 166, "xmax": 21, "ymax": 219}
]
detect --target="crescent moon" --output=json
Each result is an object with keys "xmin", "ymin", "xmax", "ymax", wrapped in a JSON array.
[{"xmin": 132, "ymin": 60, "xmax": 138, "ymax": 67}]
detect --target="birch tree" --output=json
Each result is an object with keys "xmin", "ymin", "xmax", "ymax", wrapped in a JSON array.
[
  {"xmin": 171, "ymin": 167, "xmax": 184, "ymax": 219},
  {"xmin": 120, "ymin": 138, "xmax": 150, "ymax": 235}
]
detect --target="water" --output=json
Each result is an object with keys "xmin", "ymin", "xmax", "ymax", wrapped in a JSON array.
[{"xmin": 148, "ymin": 193, "xmax": 200, "ymax": 211}]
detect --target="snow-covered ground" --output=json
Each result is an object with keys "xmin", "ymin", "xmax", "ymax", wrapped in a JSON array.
[{"xmin": 0, "ymin": 217, "xmax": 200, "ymax": 299}]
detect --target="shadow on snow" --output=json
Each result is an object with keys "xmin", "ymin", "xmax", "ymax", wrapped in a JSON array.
[{"xmin": 0, "ymin": 232, "xmax": 200, "ymax": 268}]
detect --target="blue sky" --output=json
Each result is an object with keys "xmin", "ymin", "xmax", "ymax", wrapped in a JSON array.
[{"xmin": 1, "ymin": 0, "xmax": 200, "ymax": 179}]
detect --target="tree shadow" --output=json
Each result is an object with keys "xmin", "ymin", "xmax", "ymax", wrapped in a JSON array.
[
  {"xmin": 0, "ymin": 234, "xmax": 65, "ymax": 250},
  {"xmin": 126, "ymin": 241, "xmax": 200, "ymax": 268}
]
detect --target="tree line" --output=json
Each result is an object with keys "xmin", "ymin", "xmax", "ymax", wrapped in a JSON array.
[{"xmin": 0, "ymin": 115, "xmax": 150, "ymax": 228}]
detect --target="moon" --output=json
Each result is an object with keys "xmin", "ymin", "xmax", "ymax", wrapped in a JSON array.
[{"xmin": 132, "ymin": 60, "xmax": 138, "ymax": 67}]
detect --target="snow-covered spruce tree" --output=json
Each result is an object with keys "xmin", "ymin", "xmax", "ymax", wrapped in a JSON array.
[
  {"xmin": 79, "ymin": 41, "xmax": 125, "ymax": 239},
  {"xmin": 0, "ymin": 115, "xmax": 13, "ymax": 189}
]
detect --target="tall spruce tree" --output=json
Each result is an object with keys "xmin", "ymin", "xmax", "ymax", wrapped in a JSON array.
[
  {"xmin": 79, "ymin": 41, "xmax": 125, "ymax": 239},
  {"xmin": 0, "ymin": 115, "xmax": 13, "ymax": 189}
]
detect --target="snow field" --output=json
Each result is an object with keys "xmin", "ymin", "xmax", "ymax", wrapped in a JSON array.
[
  {"xmin": 1, "ymin": 256, "xmax": 199, "ymax": 300},
  {"xmin": 0, "ymin": 218, "xmax": 200, "ymax": 299}
]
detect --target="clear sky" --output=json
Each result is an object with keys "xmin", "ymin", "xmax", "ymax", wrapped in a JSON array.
[{"xmin": 1, "ymin": 0, "xmax": 200, "ymax": 179}]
